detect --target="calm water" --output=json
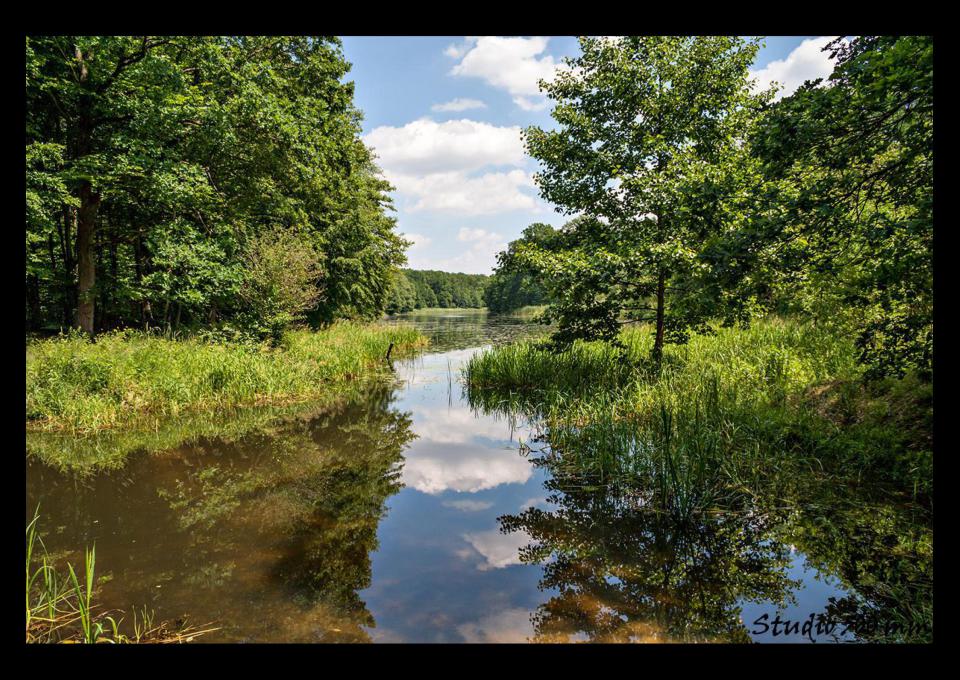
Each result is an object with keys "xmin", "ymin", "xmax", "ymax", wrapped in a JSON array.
[{"xmin": 25, "ymin": 310, "xmax": 931, "ymax": 643}]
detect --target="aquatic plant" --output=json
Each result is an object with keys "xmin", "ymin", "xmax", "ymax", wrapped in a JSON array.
[
  {"xmin": 465, "ymin": 317, "xmax": 931, "ymax": 505},
  {"xmin": 26, "ymin": 509, "xmax": 216, "ymax": 643}
]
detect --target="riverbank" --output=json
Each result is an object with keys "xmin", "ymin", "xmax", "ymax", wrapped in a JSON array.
[
  {"xmin": 26, "ymin": 322, "xmax": 427, "ymax": 434},
  {"xmin": 464, "ymin": 317, "xmax": 932, "ymax": 505}
]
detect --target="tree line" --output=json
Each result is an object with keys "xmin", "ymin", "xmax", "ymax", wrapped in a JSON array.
[
  {"xmin": 26, "ymin": 36, "xmax": 407, "ymax": 342},
  {"xmin": 510, "ymin": 35, "xmax": 931, "ymax": 379},
  {"xmin": 385, "ymin": 269, "xmax": 488, "ymax": 313},
  {"xmin": 483, "ymin": 222, "xmax": 557, "ymax": 313}
]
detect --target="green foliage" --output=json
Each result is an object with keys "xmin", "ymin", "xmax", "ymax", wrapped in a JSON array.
[
  {"xmin": 484, "ymin": 223, "xmax": 557, "ymax": 314},
  {"xmin": 26, "ymin": 323, "xmax": 426, "ymax": 433},
  {"xmin": 25, "ymin": 36, "xmax": 406, "ymax": 337},
  {"xmin": 744, "ymin": 36, "xmax": 932, "ymax": 379},
  {"xmin": 385, "ymin": 269, "xmax": 489, "ymax": 313},
  {"xmin": 522, "ymin": 36, "xmax": 770, "ymax": 355},
  {"xmin": 514, "ymin": 35, "xmax": 930, "ymax": 381},
  {"xmin": 239, "ymin": 228, "xmax": 323, "ymax": 343}
]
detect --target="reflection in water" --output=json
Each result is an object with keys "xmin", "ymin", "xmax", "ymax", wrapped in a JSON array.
[
  {"xmin": 25, "ymin": 310, "xmax": 931, "ymax": 643},
  {"xmin": 497, "ymin": 459, "xmax": 798, "ymax": 642},
  {"xmin": 489, "ymin": 438, "xmax": 932, "ymax": 642},
  {"xmin": 28, "ymin": 382, "xmax": 415, "ymax": 642},
  {"xmin": 780, "ymin": 496, "xmax": 933, "ymax": 643}
]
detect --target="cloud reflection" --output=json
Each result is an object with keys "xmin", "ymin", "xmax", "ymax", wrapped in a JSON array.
[
  {"xmin": 457, "ymin": 607, "xmax": 535, "ymax": 643},
  {"xmin": 462, "ymin": 528, "xmax": 532, "ymax": 571}
]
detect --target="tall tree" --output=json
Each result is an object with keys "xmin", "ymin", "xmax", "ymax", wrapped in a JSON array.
[
  {"xmin": 26, "ymin": 36, "xmax": 407, "ymax": 339},
  {"xmin": 484, "ymin": 222, "xmax": 557, "ymax": 314},
  {"xmin": 748, "ymin": 36, "xmax": 933, "ymax": 378},
  {"xmin": 523, "ymin": 36, "xmax": 769, "ymax": 359}
]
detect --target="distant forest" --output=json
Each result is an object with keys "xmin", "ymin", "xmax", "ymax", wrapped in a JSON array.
[
  {"xmin": 385, "ymin": 269, "xmax": 488, "ymax": 313},
  {"xmin": 385, "ymin": 223, "xmax": 562, "ymax": 315}
]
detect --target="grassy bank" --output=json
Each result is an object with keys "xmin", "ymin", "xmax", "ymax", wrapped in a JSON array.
[
  {"xmin": 465, "ymin": 317, "xmax": 932, "ymax": 507},
  {"xmin": 27, "ymin": 322, "xmax": 426, "ymax": 433}
]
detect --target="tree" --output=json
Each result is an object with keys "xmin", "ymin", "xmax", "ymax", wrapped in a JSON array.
[
  {"xmin": 389, "ymin": 269, "xmax": 489, "ymax": 311},
  {"xmin": 239, "ymin": 228, "xmax": 323, "ymax": 342},
  {"xmin": 384, "ymin": 270, "xmax": 418, "ymax": 314},
  {"xmin": 484, "ymin": 222, "xmax": 557, "ymax": 314},
  {"xmin": 523, "ymin": 36, "xmax": 770, "ymax": 359},
  {"xmin": 748, "ymin": 36, "xmax": 933, "ymax": 379},
  {"xmin": 25, "ymin": 36, "xmax": 407, "ymax": 338}
]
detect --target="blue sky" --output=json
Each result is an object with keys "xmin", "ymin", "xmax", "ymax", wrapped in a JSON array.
[{"xmin": 340, "ymin": 36, "xmax": 844, "ymax": 274}]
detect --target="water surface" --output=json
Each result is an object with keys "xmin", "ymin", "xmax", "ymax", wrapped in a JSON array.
[{"xmin": 26, "ymin": 309, "xmax": 931, "ymax": 643}]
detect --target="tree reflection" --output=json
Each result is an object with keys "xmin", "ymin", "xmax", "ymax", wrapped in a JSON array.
[
  {"xmin": 781, "ymin": 493, "xmax": 933, "ymax": 643},
  {"xmin": 146, "ymin": 382, "xmax": 415, "ymax": 641},
  {"xmin": 499, "ymin": 459, "xmax": 798, "ymax": 643}
]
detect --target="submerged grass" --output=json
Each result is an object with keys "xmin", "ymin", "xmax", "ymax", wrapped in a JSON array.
[
  {"xmin": 465, "ymin": 317, "xmax": 932, "ymax": 513},
  {"xmin": 27, "ymin": 322, "xmax": 426, "ymax": 433}
]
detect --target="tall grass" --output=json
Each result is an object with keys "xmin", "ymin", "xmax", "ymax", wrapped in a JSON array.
[
  {"xmin": 27, "ymin": 322, "xmax": 426, "ymax": 433},
  {"xmin": 26, "ymin": 509, "xmax": 216, "ymax": 643},
  {"xmin": 466, "ymin": 317, "xmax": 931, "ymax": 511}
]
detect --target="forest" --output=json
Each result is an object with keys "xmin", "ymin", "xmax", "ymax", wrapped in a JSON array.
[
  {"xmin": 26, "ymin": 36, "xmax": 407, "ymax": 343},
  {"xmin": 385, "ymin": 269, "xmax": 488, "ymax": 313},
  {"xmin": 26, "ymin": 34, "xmax": 933, "ymax": 645}
]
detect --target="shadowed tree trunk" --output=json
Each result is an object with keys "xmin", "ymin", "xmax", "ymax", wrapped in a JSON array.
[
  {"xmin": 72, "ymin": 45, "xmax": 99, "ymax": 337},
  {"xmin": 75, "ymin": 183, "xmax": 100, "ymax": 335},
  {"xmin": 654, "ymin": 269, "xmax": 665, "ymax": 362}
]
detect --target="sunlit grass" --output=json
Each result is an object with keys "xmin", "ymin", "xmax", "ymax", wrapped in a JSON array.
[
  {"xmin": 465, "ymin": 317, "xmax": 931, "ymax": 511},
  {"xmin": 26, "ymin": 322, "xmax": 427, "ymax": 433}
]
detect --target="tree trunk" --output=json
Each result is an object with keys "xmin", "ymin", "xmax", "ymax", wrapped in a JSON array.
[
  {"xmin": 653, "ymin": 268, "xmax": 665, "ymax": 362},
  {"xmin": 134, "ymin": 235, "xmax": 154, "ymax": 328},
  {"xmin": 75, "ymin": 183, "xmax": 100, "ymax": 336},
  {"xmin": 26, "ymin": 274, "xmax": 42, "ymax": 331},
  {"xmin": 73, "ymin": 46, "xmax": 99, "ymax": 337}
]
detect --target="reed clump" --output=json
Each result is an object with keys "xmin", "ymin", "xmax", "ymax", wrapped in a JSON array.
[
  {"xmin": 465, "ymin": 317, "xmax": 931, "ymax": 510},
  {"xmin": 26, "ymin": 510, "xmax": 216, "ymax": 643}
]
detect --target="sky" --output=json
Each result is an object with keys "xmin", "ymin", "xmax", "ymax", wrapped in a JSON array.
[{"xmin": 340, "ymin": 36, "xmax": 846, "ymax": 275}]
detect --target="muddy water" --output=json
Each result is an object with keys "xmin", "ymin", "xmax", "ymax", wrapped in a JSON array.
[{"xmin": 25, "ymin": 310, "xmax": 931, "ymax": 643}]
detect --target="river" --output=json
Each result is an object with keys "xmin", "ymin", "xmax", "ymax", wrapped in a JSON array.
[{"xmin": 25, "ymin": 309, "xmax": 931, "ymax": 643}]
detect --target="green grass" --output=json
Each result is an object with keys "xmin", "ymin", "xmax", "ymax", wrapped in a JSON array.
[
  {"xmin": 27, "ymin": 322, "xmax": 427, "ymax": 433},
  {"xmin": 465, "ymin": 317, "xmax": 932, "ymax": 509},
  {"xmin": 26, "ymin": 509, "xmax": 216, "ymax": 643}
]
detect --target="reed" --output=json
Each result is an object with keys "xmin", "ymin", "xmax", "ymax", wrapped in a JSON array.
[
  {"xmin": 25, "ymin": 509, "xmax": 216, "ymax": 643},
  {"xmin": 465, "ymin": 316, "xmax": 931, "ymax": 507}
]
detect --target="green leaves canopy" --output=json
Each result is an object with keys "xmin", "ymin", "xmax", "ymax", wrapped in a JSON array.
[{"xmin": 26, "ymin": 36, "xmax": 407, "ymax": 337}]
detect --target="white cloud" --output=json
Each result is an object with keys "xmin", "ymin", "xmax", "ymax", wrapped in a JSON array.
[
  {"xmin": 447, "ymin": 36, "xmax": 565, "ymax": 111},
  {"xmin": 401, "ymin": 232, "xmax": 431, "ymax": 249},
  {"xmin": 425, "ymin": 228, "xmax": 508, "ymax": 274},
  {"xmin": 399, "ymin": 401, "xmax": 532, "ymax": 490},
  {"xmin": 458, "ymin": 227, "xmax": 492, "ymax": 242},
  {"xmin": 443, "ymin": 499, "xmax": 494, "ymax": 512},
  {"xmin": 365, "ymin": 118, "xmax": 525, "ymax": 175},
  {"xmin": 513, "ymin": 96, "xmax": 550, "ymax": 112},
  {"xmin": 519, "ymin": 496, "xmax": 549, "ymax": 510},
  {"xmin": 401, "ymin": 444, "xmax": 532, "ymax": 493},
  {"xmin": 390, "ymin": 170, "xmax": 536, "ymax": 216},
  {"xmin": 364, "ymin": 118, "xmax": 541, "ymax": 223},
  {"xmin": 750, "ymin": 36, "xmax": 846, "ymax": 100},
  {"xmin": 431, "ymin": 97, "xmax": 487, "ymax": 112},
  {"xmin": 462, "ymin": 528, "xmax": 532, "ymax": 571},
  {"xmin": 444, "ymin": 37, "xmax": 478, "ymax": 60}
]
